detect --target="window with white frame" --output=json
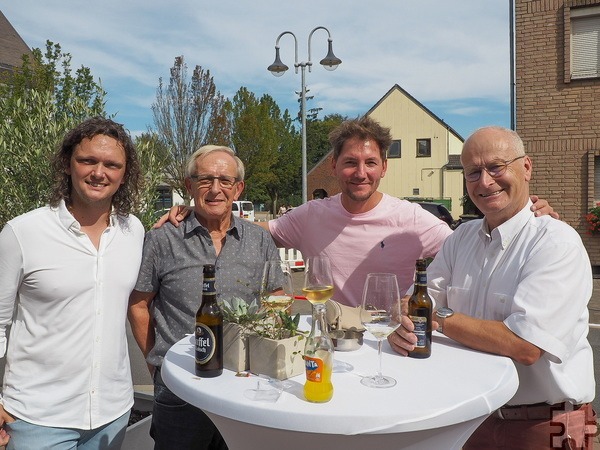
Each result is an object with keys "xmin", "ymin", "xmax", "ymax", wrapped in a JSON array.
[{"xmin": 571, "ymin": 6, "xmax": 600, "ymax": 80}]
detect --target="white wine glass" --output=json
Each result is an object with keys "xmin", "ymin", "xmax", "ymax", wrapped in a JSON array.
[
  {"xmin": 260, "ymin": 260, "xmax": 294, "ymax": 313},
  {"xmin": 360, "ymin": 273, "xmax": 401, "ymax": 388},
  {"xmin": 302, "ymin": 256, "xmax": 334, "ymax": 306}
]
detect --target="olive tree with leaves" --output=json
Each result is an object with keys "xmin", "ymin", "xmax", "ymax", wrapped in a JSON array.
[
  {"xmin": 152, "ymin": 56, "xmax": 231, "ymax": 204},
  {"xmin": 0, "ymin": 41, "xmax": 108, "ymax": 227},
  {"xmin": 0, "ymin": 41, "xmax": 167, "ymax": 230}
]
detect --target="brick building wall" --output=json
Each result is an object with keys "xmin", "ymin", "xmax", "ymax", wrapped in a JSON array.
[
  {"xmin": 308, "ymin": 154, "xmax": 340, "ymax": 198},
  {"xmin": 516, "ymin": 0, "xmax": 600, "ymax": 265}
]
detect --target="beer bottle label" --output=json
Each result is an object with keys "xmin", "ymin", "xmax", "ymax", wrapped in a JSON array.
[
  {"xmin": 202, "ymin": 278, "xmax": 216, "ymax": 293},
  {"xmin": 415, "ymin": 271, "xmax": 427, "ymax": 286},
  {"xmin": 410, "ymin": 315, "xmax": 427, "ymax": 348},
  {"xmin": 304, "ymin": 356, "xmax": 324, "ymax": 382},
  {"xmin": 195, "ymin": 323, "xmax": 216, "ymax": 364}
]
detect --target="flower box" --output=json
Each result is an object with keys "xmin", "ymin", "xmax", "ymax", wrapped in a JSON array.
[
  {"xmin": 223, "ymin": 322, "xmax": 249, "ymax": 372},
  {"xmin": 248, "ymin": 333, "xmax": 305, "ymax": 380}
]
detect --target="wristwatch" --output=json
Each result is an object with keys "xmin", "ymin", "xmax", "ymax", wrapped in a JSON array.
[{"xmin": 435, "ymin": 307, "xmax": 454, "ymax": 334}]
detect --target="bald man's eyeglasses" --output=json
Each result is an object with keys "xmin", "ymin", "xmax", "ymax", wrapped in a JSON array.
[{"xmin": 463, "ymin": 155, "xmax": 525, "ymax": 183}]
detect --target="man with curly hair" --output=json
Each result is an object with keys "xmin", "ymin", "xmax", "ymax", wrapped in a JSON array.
[{"xmin": 0, "ymin": 117, "xmax": 145, "ymax": 449}]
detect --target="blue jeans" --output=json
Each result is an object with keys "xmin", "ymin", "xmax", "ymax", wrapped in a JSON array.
[
  {"xmin": 151, "ymin": 368, "xmax": 227, "ymax": 450},
  {"xmin": 4, "ymin": 410, "xmax": 130, "ymax": 450}
]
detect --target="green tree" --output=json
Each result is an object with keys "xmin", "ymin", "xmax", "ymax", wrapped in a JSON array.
[
  {"xmin": 306, "ymin": 113, "xmax": 345, "ymax": 170},
  {"xmin": 0, "ymin": 41, "xmax": 106, "ymax": 122},
  {"xmin": 228, "ymin": 88, "xmax": 300, "ymax": 212},
  {"xmin": 0, "ymin": 41, "xmax": 107, "ymax": 227},
  {"xmin": 152, "ymin": 56, "xmax": 231, "ymax": 204},
  {"xmin": 0, "ymin": 41, "xmax": 167, "ymax": 230},
  {"xmin": 134, "ymin": 132, "xmax": 172, "ymax": 228}
]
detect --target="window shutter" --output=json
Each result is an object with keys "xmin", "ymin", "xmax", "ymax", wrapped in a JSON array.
[{"xmin": 572, "ymin": 15, "xmax": 600, "ymax": 79}]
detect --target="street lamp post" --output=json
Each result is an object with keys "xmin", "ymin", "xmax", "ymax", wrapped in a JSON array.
[{"xmin": 267, "ymin": 26, "xmax": 341, "ymax": 204}]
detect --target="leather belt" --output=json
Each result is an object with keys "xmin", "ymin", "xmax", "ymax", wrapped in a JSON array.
[{"xmin": 497, "ymin": 402, "xmax": 585, "ymax": 420}]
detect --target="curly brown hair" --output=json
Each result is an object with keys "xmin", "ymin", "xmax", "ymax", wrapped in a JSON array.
[
  {"xmin": 49, "ymin": 117, "xmax": 141, "ymax": 216},
  {"xmin": 329, "ymin": 116, "xmax": 392, "ymax": 162}
]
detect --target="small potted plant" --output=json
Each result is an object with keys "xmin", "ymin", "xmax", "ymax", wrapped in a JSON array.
[
  {"xmin": 220, "ymin": 297, "xmax": 264, "ymax": 372},
  {"xmin": 246, "ymin": 310, "xmax": 307, "ymax": 380}
]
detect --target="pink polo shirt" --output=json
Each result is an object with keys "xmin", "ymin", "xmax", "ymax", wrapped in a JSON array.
[{"xmin": 269, "ymin": 193, "xmax": 452, "ymax": 306}]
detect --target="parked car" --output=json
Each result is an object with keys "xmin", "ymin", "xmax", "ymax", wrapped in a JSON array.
[
  {"xmin": 232, "ymin": 200, "xmax": 255, "ymax": 221},
  {"xmin": 416, "ymin": 202, "xmax": 456, "ymax": 229}
]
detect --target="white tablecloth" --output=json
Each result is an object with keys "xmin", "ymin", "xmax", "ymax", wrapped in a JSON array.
[{"xmin": 162, "ymin": 318, "xmax": 518, "ymax": 450}]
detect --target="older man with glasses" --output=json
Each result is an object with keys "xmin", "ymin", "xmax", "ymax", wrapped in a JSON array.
[
  {"xmin": 128, "ymin": 145, "xmax": 280, "ymax": 450},
  {"xmin": 390, "ymin": 126, "xmax": 596, "ymax": 449}
]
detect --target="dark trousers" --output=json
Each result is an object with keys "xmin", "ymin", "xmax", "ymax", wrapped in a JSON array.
[{"xmin": 151, "ymin": 368, "xmax": 228, "ymax": 450}]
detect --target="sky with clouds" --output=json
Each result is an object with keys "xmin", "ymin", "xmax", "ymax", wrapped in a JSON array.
[{"xmin": 2, "ymin": 1, "xmax": 513, "ymax": 140}]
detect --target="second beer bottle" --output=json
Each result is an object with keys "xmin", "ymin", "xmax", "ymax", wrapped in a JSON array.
[
  {"xmin": 408, "ymin": 259, "xmax": 432, "ymax": 359},
  {"xmin": 195, "ymin": 264, "xmax": 223, "ymax": 377}
]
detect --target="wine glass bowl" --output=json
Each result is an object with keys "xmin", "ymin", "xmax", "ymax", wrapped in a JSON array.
[
  {"xmin": 260, "ymin": 261, "xmax": 294, "ymax": 313},
  {"xmin": 302, "ymin": 256, "xmax": 334, "ymax": 305},
  {"xmin": 360, "ymin": 273, "xmax": 401, "ymax": 388}
]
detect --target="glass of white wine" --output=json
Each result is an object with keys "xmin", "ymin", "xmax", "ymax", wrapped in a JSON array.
[
  {"xmin": 302, "ymin": 256, "xmax": 334, "ymax": 306},
  {"xmin": 302, "ymin": 256, "xmax": 335, "ymax": 402},
  {"xmin": 360, "ymin": 273, "xmax": 401, "ymax": 388},
  {"xmin": 260, "ymin": 260, "xmax": 294, "ymax": 313}
]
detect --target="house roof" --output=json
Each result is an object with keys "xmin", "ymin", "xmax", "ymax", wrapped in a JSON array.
[
  {"xmin": 308, "ymin": 83, "xmax": 465, "ymax": 176},
  {"xmin": 0, "ymin": 11, "xmax": 32, "ymax": 72},
  {"xmin": 445, "ymin": 154, "xmax": 463, "ymax": 170},
  {"xmin": 366, "ymin": 84, "xmax": 464, "ymax": 142}
]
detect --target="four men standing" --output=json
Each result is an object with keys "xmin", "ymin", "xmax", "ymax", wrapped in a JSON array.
[{"xmin": 0, "ymin": 116, "xmax": 595, "ymax": 450}]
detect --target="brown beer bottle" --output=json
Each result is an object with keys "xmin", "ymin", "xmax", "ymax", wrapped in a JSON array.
[
  {"xmin": 195, "ymin": 264, "xmax": 223, "ymax": 377},
  {"xmin": 408, "ymin": 259, "xmax": 432, "ymax": 358}
]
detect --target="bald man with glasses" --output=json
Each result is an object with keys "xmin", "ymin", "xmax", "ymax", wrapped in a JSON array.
[{"xmin": 390, "ymin": 126, "xmax": 596, "ymax": 449}]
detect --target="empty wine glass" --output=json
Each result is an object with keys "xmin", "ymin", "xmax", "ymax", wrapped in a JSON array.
[
  {"xmin": 260, "ymin": 260, "xmax": 294, "ymax": 313},
  {"xmin": 360, "ymin": 273, "xmax": 401, "ymax": 388}
]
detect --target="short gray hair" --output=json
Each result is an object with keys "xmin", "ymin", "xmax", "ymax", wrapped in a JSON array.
[{"xmin": 185, "ymin": 145, "xmax": 245, "ymax": 181}]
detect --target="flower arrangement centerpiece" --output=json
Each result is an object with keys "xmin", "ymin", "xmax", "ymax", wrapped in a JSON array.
[
  {"xmin": 585, "ymin": 203, "xmax": 600, "ymax": 235},
  {"xmin": 220, "ymin": 297, "xmax": 264, "ymax": 372},
  {"xmin": 220, "ymin": 297, "xmax": 306, "ymax": 379},
  {"xmin": 246, "ymin": 310, "xmax": 306, "ymax": 380}
]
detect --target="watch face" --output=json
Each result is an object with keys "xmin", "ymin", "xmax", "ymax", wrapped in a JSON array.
[{"xmin": 437, "ymin": 307, "xmax": 454, "ymax": 318}]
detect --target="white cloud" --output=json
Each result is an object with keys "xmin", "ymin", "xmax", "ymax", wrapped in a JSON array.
[{"xmin": 2, "ymin": 0, "xmax": 511, "ymax": 138}]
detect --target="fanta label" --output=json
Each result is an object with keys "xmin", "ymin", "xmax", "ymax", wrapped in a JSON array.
[{"xmin": 304, "ymin": 356, "xmax": 323, "ymax": 382}]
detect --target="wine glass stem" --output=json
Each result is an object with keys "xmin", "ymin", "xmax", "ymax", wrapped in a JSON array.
[{"xmin": 376, "ymin": 339, "xmax": 383, "ymax": 381}]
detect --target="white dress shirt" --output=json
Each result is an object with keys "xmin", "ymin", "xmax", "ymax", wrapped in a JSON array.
[
  {"xmin": 428, "ymin": 201, "xmax": 595, "ymax": 405},
  {"xmin": 0, "ymin": 200, "xmax": 144, "ymax": 429}
]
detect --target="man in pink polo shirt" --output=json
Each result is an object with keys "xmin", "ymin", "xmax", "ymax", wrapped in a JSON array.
[{"xmin": 263, "ymin": 117, "xmax": 555, "ymax": 306}]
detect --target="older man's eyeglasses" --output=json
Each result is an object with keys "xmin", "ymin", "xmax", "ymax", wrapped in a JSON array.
[
  {"xmin": 463, "ymin": 155, "xmax": 526, "ymax": 183},
  {"xmin": 190, "ymin": 175, "xmax": 238, "ymax": 189}
]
